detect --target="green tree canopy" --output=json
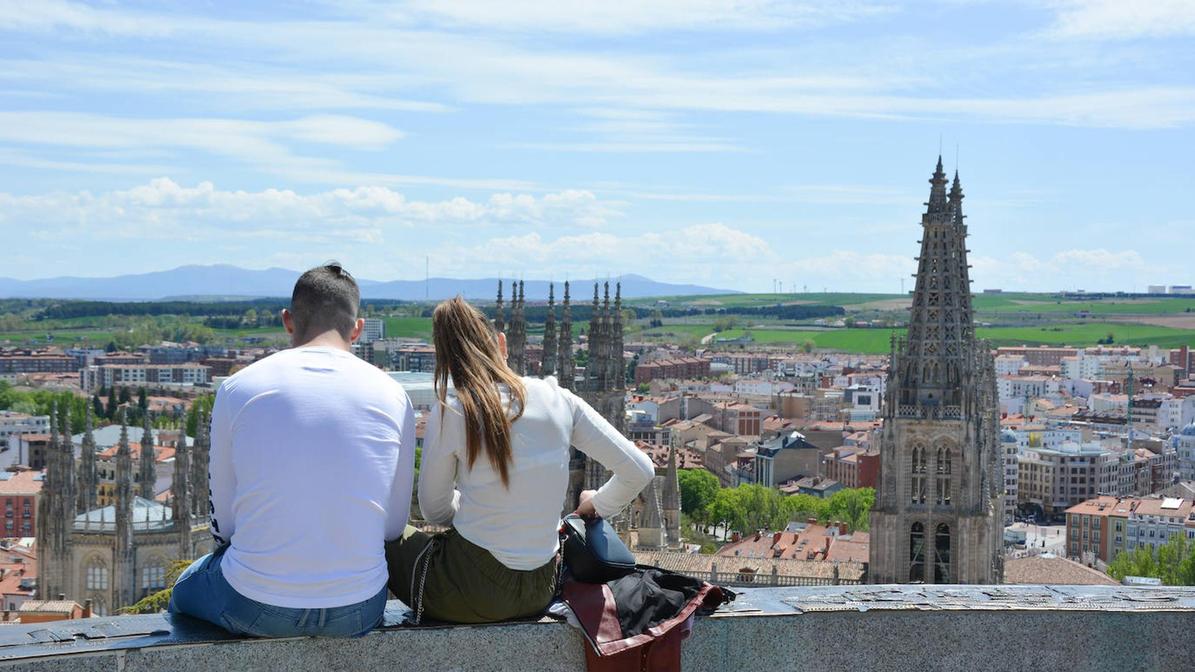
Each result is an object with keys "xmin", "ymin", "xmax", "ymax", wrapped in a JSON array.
[
  {"xmin": 1108, "ymin": 534, "xmax": 1195, "ymax": 586},
  {"xmin": 678, "ymin": 468, "xmax": 719, "ymax": 518}
]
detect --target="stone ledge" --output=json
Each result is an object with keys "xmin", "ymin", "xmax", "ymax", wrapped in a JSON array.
[{"xmin": 1, "ymin": 585, "xmax": 1193, "ymax": 671}]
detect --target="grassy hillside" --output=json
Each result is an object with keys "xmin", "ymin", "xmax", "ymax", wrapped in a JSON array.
[{"xmin": 703, "ymin": 322, "xmax": 1195, "ymax": 354}]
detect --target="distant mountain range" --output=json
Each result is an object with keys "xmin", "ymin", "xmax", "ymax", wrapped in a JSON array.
[{"xmin": 0, "ymin": 265, "xmax": 737, "ymax": 301}]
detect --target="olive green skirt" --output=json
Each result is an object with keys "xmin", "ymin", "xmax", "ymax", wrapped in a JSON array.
[{"xmin": 385, "ymin": 526, "xmax": 559, "ymax": 624}]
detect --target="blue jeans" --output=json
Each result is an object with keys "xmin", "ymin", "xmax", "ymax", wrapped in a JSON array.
[{"xmin": 168, "ymin": 546, "xmax": 387, "ymax": 638}]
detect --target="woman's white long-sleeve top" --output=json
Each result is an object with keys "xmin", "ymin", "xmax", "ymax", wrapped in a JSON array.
[{"xmin": 418, "ymin": 376, "xmax": 655, "ymax": 570}]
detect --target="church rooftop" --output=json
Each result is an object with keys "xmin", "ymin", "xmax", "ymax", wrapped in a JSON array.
[{"xmin": 73, "ymin": 496, "xmax": 174, "ymax": 532}]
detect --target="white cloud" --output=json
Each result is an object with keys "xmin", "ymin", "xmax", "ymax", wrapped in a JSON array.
[
  {"xmin": 970, "ymin": 248, "xmax": 1158, "ymax": 291},
  {"xmin": 0, "ymin": 111, "xmax": 401, "ymax": 152},
  {"xmin": 423, "ymin": 223, "xmax": 928, "ymax": 291},
  {"xmin": 0, "ymin": 0, "xmax": 181, "ymax": 36},
  {"xmin": 0, "ymin": 178, "xmax": 624, "ymax": 246},
  {"xmin": 1047, "ymin": 0, "xmax": 1195, "ymax": 39},
  {"xmin": 0, "ymin": 56, "xmax": 451, "ymax": 114},
  {"xmin": 375, "ymin": 0, "xmax": 892, "ymax": 34}
]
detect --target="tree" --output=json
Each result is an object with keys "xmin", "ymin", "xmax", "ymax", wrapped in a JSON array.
[
  {"xmin": 801, "ymin": 339, "xmax": 815, "ymax": 354},
  {"xmin": 712, "ymin": 316, "xmax": 737, "ymax": 333},
  {"xmin": 118, "ymin": 387, "xmax": 132, "ymax": 405},
  {"xmin": 678, "ymin": 469, "xmax": 719, "ymax": 520},
  {"xmin": 106, "ymin": 387, "xmax": 118, "ymax": 419},
  {"xmin": 185, "ymin": 394, "xmax": 216, "ymax": 436},
  {"xmin": 1108, "ymin": 534, "xmax": 1195, "ymax": 586},
  {"xmin": 137, "ymin": 387, "xmax": 149, "ymax": 412},
  {"xmin": 121, "ymin": 559, "xmax": 193, "ymax": 614},
  {"xmin": 782, "ymin": 494, "xmax": 826, "ymax": 523},
  {"xmin": 92, "ymin": 394, "xmax": 105, "ymax": 419},
  {"xmin": 823, "ymin": 487, "xmax": 875, "ymax": 532}
]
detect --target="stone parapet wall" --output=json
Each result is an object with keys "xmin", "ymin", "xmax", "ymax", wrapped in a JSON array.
[{"xmin": 2, "ymin": 585, "xmax": 1193, "ymax": 671}]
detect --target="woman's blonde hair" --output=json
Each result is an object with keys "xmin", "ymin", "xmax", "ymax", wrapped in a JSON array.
[{"xmin": 431, "ymin": 296, "xmax": 526, "ymax": 487}]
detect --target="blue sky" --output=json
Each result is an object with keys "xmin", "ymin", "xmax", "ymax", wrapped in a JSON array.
[{"xmin": 1, "ymin": 0, "xmax": 1193, "ymax": 292}]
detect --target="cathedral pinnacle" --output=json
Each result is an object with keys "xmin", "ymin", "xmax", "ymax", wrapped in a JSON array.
[{"xmin": 926, "ymin": 154, "xmax": 949, "ymax": 215}]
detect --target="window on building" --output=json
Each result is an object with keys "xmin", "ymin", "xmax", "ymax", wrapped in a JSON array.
[
  {"xmin": 934, "ymin": 523, "xmax": 951, "ymax": 583},
  {"xmin": 86, "ymin": 562, "xmax": 109, "ymax": 590},
  {"xmin": 935, "ymin": 446, "xmax": 952, "ymax": 505},
  {"xmin": 911, "ymin": 446, "xmax": 927, "ymax": 504},
  {"xmin": 142, "ymin": 564, "xmax": 166, "ymax": 590},
  {"xmin": 910, "ymin": 522, "xmax": 925, "ymax": 582}
]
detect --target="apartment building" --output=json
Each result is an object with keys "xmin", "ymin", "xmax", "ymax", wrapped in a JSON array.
[{"xmin": 80, "ymin": 363, "xmax": 211, "ymax": 391}]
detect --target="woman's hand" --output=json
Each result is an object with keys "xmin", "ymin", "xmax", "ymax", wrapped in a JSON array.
[{"xmin": 574, "ymin": 489, "xmax": 599, "ymax": 520}]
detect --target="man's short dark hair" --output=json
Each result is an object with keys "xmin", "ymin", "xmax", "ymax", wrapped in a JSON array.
[{"xmin": 290, "ymin": 263, "xmax": 360, "ymax": 341}]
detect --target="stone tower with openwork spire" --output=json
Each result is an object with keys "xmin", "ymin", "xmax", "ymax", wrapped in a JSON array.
[
  {"xmin": 113, "ymin": 412, "xmax": 136, "ymax": 609},
  {"xmin": 37, "ymin": 403, "xmax": 75, "ymax": 600},
  {"xmin": 507, "ymin": 281, "xmax": 528, "ymax": 375},
  {"xmin": 77, "ymin": 405, "xmax": 99, "ymax": 515},
  {"xmin": 558, "ymin": 281, "xmax": 575, "ymax": 390},
  {"xmin": 542, "ymin": 283, "xmax": 557, "ymax": 378},
  {"xmin": 494, "ymin": 280, "xmax": 506, "ymax": 336},
  {"xmin": 869, "ymin": 157, "xmax": 1002, "ymax": 585},
  {"xmin": 191, "ymin": 410, "xmax": 210, "ymax": 532},
  {"xmin": 172, "ymin": 434, "xmax": 193, "ymax": 557},
  {"xmin": 138, "ymin": 412, "xmax": 157, "ymax": 500}
]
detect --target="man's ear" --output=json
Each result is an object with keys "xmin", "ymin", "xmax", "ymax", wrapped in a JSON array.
[
  {"xmin": 497, "ymin": 331, "xmax": 508, "ymax": 360},
  {"xmin": 281, "ymin": 309, "xmax": 295, "ymax": 335},
  {"xmin": 349, "ymin": 317, "xmax": 365, "ymax": 343}
]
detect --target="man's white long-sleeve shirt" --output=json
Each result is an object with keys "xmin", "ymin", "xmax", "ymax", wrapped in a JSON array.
[
  {"xmin": 418, "ymin": 376, "xmax": 655, "ymax": 570},
  {"xmin": 209, "ymin": 346, "xmax": 416, "ymax": 609}
]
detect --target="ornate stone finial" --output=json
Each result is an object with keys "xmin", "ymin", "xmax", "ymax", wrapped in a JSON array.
[
  {"xmin": 139, "ymin": 409, "xmax": 158, "ymax": 500},
  {"xmin": 49, "ymin": 401, "xmax": 59, "ymax": 446},
  {"xmin": 926, "ymin": 155, "xmax": 949, "ymax": 215},
  {"xmin": 948, "ymin": 170, "xmax": 965, "ymax": 226},
  {"xmin": 494, "ymin": 279, "xmax": 506, "ymax": 334}
]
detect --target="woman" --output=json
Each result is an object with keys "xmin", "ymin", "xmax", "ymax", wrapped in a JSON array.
[{"xmin": 386, "ymin": 296, "xmax": 655, "ymax": 624}]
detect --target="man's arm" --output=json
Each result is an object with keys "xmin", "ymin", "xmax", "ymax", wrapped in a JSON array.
[
  {"xmin": 208, "ymin": 384, "xmax": 237, "ymax": 546},
  {"xmin": 384, "ymin": 391, "xmax": 418, "ymax": 541},
  {"xmin": 416, "ymin": 403, "xmax": 461, "ymax": 526}
]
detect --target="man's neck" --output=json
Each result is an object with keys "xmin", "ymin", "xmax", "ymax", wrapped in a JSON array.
[{"xmin": 292, "ymin": 331, "xmax": 353, "ymax": 352}]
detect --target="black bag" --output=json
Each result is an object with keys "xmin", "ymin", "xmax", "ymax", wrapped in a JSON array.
[{"xmin": 560, "ymin": 514, "xmax": 636, "ymax": 584}]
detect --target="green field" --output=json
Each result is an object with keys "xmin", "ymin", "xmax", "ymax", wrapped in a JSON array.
[
  {"xmin": 633, "ymin": 291, "xmax": 1195, "ymax": 317},
  {"xmin": 981, "ymin": 298, "xmax": 1195, "ymax": 315},
  {"xmin": 631, "ymin": 292, "xmax": 900, "ymax": 309},
  {"xmin": 383, "ymin": 317, "xmax": 433, "ymax": 339},
  {"xmin": 699, "ymin": 321, "xmax": 1195, "ymax": 354},
  {"xmin": 0, "ymin": 324, "xmax": 290, "ymax": 347}
]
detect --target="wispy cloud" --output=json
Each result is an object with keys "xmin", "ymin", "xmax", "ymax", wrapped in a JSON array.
[
  {"xmin": 362, "ymin": 0, "xmax": 894, "ymax": 34},
  {"xmin": 1046, "ymin": 0, "xmax": 1195, "ymax": 40},
  {"xmin": 0, "ymin": 178, "xmax": 624, "ymax": 244}
]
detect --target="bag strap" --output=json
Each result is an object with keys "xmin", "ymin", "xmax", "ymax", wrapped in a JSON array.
[{"xmin": 410, "ymin": 537, "xmax": 437, "ymax": 625}]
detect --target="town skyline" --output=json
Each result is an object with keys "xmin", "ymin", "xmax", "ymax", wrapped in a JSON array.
[{"xmin": 1, "ymin": 2, "xmax": 1193, "ymax": 292}]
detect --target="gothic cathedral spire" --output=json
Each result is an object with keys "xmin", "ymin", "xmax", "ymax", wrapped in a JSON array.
[
  {"xmin": 36, "ymin": 402, "xmax": 75, "ymax": 600},
  {"xmin": 869, "ymin": 158, "xmax": 1002, "ymax": 586},
  {"xmin": 173, "ymin": 432, "xmax": 193, "ymax": 558},
  {"xmin": 542, "ymin": 283, "xmax": 558, "ymax": 378},
  {"xmin": 558, "ymin": 281, "xmax": 575, "ymax": 390},
  {"xmin": 114, "ymin": 411, "xmax": 136, "ymax": 609},
  {"xmin": 77, "ymin": 404, "xmax": 99, "ymax": 514},
  {"xmin": 138, "ymin": 412, "xmax": 157, "ymax": 500}
]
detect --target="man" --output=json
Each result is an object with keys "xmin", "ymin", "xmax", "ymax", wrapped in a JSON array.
[{"xmin": 170, "ymin": 263, "xmax": 416, "ymax": 637}]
